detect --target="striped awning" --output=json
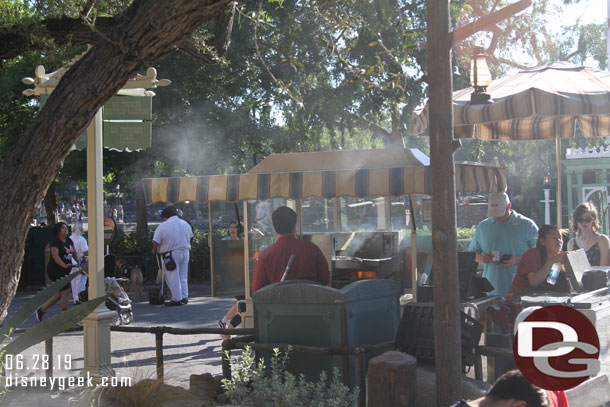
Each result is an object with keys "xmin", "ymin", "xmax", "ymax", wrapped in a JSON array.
[
  {"xmin": 143, "ymin": 162, "xmax": 506, "ymax": 204},
  {"xmin": 410, "ymin": 62, "xmax": 610, "ymax": 140}
]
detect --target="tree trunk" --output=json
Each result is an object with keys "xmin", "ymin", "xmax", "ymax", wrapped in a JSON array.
[
  {"xmin": 426, "ymin": 1, "xmax": 462, "ymax": 406},
  {"xmin": 43, "ymin": 181, "xmax": 59, "ymax": 226},
  {"xmin": 135, "ymin": 180, "xmax": 148, "ymax": 241},
  {"xmin": 0, "ymin": 0, "xmax": 231, "ymax": 324}
]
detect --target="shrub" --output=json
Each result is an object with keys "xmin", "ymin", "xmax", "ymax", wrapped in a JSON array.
[
  {"xmin": 108, "ymin": 227, "xmax": 224, "ymax": 282},
  {"xmin": 222, "ymin": 346, "xmax": 359, "ymax": 407}
]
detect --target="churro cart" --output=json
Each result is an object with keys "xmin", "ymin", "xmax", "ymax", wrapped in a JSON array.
[{"xmin": 143, "ymin": 148, "xmax": 506, "ymax": 328}]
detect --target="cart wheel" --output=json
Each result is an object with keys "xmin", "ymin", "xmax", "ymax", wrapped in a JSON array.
[
  {"xmin": 120, "ymin": 311, "xmax": 133, "ymax": 325},
  {"xmin": 111, "ymin": 312, "xmax": 121, "ymax": 326}
]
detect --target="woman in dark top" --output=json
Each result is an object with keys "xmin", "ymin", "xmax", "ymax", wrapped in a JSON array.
[
  {"xmin": 508, "ymin": 225, "xmax": 570, "ymax": 296},
  {"xmin": 36, "ymin": 222, "xmax": 76, "ymax": 322},
  {"xmin": 567, "ymin": 202, "xmax": 610, "ymax": 267}
]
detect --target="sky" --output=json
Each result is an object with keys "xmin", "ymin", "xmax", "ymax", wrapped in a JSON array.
[
  {"xmin": 496, "ymin": 0, "xmax": 608, "ymax": 71},
  {"xmin": 552, "ymin": 0, "xmax": 606, "ymax": 67},
  {"xmin": 558, "ymin": 0, "xmax": 606, "ymax": 26}
]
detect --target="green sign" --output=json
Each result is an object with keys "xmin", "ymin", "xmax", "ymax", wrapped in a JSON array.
[
  {"xmin": 41, "ymin": 94, "xmax": 153, "ymax": 151},
  {"xmin": 103, "ymin": 121, "xmax": 152, "ymax": 150},
  {"xmin": 71, "ymin": 122, "xmax": 151, "ymax": 151},
  {"xmin": 102, "ymin": 96, "xmax": 152, "ymax": 120}
]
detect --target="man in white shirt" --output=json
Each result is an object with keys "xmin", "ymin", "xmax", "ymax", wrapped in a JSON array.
[
  {"xmin": 152, "ymin": 206, "xmax": 193, "ymax": 306},
  {"xmin": 69, "ymin": 222, "xmax": 89, "ymax": 304}
]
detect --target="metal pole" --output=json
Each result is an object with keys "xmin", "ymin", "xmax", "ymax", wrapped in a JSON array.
[
  {"xmin": 556, "ymin": 129, "xmax": 562, "ymax": 227},
  {"xmin": 208, "ymin": 203, "xmax": 215, "ymax": 295},
  {"xmin": 409, "ymin": 194, "xmax": 418, "ymax": 301},
  {"xmin": 296, "ymin": 198, "xmax": 302, "ymax": 236},
  {"xmin": 243, "ymin": 200, "xmax": 250, "ymax": 300}
]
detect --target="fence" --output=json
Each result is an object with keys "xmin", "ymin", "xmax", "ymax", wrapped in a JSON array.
[{"xmin": 16, "ymin": 325, "xmax": 390, "ymax": 407}]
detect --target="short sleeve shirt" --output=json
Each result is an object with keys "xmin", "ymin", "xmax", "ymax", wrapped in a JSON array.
[
  {"xmin": 153, "ymin": 216, "xmax": 193, "ymax": 253},
  {"xmin": 510, "ymin": 247, "xmax": 569, "ymax": 294},
  {"xmin": 69, "ymin": 234, "xmax": 88, "ymax": 258},
  {"xmin": 47, "ymin": 237, "xmax": 76, "ymax": 276},
  {"xmin": 468, "ymin": 211, "xmax": 538, "ymax": 296}
]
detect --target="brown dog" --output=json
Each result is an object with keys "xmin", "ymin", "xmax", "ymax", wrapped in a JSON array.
[
  {"xmin": 116, "ymin": 259, "xmax": 144, "ymax": 302},
  {"xmin": 129, "ymin": 267, "xmax": 144, "ymax": 302}
]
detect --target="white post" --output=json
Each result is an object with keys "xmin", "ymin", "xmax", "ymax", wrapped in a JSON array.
[
  {"xmin": 540, "ymin": 189, "xmax": 555, "ymax": 224},
  {"xmin": 82, "ymin": 109, "xmax": 116, "ymax": 379}
]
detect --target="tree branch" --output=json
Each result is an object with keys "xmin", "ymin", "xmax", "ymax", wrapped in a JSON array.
[
  {"xmin": 80, "ymin": 0, "xmax": 98, "ymax": 19},
  {"xmin": 0, "ymin": 3, "xmax": 235, "ymax": 66}
]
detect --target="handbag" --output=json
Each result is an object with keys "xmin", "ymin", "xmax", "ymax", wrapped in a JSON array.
[{"xmin": 162, "ymin": 251, "xmax": 176, "ymax": 271}]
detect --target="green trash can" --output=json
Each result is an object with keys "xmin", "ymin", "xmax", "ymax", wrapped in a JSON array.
[{"xmin": 253, "ymin": 279, "xmax": 400, "ymax": 387}]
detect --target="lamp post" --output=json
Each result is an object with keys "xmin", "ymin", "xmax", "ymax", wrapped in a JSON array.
[
  {"xmin": 469, "ymin": 46, "xmax": 492, "ymax": 104},
  {"xmin": 23, "ymin": 53, "xmax": 170, "ymax": 381},
  {"xmin": 540, "ymin": 172, "xmax": 554, "ymax": 224}
]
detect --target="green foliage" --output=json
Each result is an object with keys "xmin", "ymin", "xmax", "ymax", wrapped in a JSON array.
[
  {"xmin": 456, "ymin": 226, "xmax": 476, "ymax": 240},
  {"xmin": 110, "ymin": 229, "xmax": 155, "ymax": 258},
  {"xmin": 222, "ymin": 346, "xmax": 359, "ymax": 407},
  {"xmin": 108, "ymin": 227, "xmax": 223, "ymax": 282}
]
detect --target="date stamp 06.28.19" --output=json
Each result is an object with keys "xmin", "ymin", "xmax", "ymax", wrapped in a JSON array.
[{"xmin": 4, "ymin": 353, "xmax": 72, "ymax": 373}]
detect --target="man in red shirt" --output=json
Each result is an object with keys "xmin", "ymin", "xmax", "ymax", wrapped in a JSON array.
[{"xmin": 252, "ymin": 206, "xmax": 330, "ymax": 293}]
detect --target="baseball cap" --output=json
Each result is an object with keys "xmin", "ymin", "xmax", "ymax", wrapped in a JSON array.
[{"xmin": 487, "ymin": 192, "xmax": 510, "ymax": 217}]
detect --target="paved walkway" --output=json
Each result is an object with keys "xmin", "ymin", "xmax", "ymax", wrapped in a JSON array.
[{"xmin": 4, "ymin": 283, "xmax": 236, "ymax": 389}]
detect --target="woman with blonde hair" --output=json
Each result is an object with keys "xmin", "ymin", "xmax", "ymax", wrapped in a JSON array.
[{"xmin": 567, "ymin": 202, "xmax": 610, "ymax": 267}]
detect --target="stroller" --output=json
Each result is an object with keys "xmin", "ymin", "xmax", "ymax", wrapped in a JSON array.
[
  {"xmin": 77, "ymin": 267, "xmax": 134, "ymax": 326},
  {"xmin": 104, "ymin": 277, "xmax": 134, "ymax": 325}
]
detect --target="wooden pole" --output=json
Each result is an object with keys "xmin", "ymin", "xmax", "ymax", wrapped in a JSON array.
[
  {"xmin": 426, "ymin": 1, "xmax": 462, "ymax": 405},
  {"xmin": 156, "ymin": 331, "xmax": 164, "ymax": 380}
]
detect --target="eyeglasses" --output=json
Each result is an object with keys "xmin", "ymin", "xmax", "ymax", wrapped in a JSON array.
[{"xmin": 577, "ymin": 217, "xmax": 594, "ymax": 223}]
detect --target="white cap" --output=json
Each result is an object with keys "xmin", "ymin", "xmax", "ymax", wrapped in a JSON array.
[{"xmin": 487, "ymin": 192, "xmax": 510, "ymax": 218}]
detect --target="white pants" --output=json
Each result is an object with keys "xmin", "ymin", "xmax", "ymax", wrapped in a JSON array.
[
  {"xmin": 164, "ymin": 249, "xmax": 189, "ymax": 302},
  {"xmin": 70, "ymin": 269, "xmax": 88, "ymax": 303}
]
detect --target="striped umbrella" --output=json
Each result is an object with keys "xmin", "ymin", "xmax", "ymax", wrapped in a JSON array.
[
  {"xmin": 410, "ymin": 62, "xmax": 610, "ymax": 140},
  {"xmin": 410, "ymin": 62, "xmax": 610, "ymax": 225}
]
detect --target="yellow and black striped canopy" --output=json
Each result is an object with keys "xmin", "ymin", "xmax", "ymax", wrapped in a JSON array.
[{"xmin": 143, "ymin": 149, "xmax": 506, "ymax": 204}]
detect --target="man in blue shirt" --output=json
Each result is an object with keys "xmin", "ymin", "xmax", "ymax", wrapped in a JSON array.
[{"xmin": 468, "ymin": 192, "xmax": 538, "ymax": 296}]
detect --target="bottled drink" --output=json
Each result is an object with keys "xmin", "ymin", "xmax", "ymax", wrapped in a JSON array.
[{"xmin": 546, "ymin": 263, "xmax": 562, "ymax": 285}]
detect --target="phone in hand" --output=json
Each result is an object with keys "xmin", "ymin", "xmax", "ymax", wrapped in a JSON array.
[{"xmin": 500, "ymin": 254, "xmax": 512, "ymax": 264}]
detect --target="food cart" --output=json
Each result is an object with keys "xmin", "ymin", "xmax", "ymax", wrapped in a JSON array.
[{"xmin": 143, "ymin": 148, "xmax": 506, "ymax": 328}]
